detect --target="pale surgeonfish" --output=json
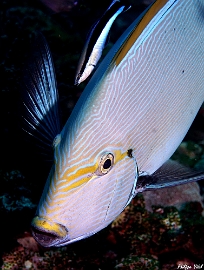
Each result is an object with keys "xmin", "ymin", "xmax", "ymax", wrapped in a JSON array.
[
  {"xmin": 75, "ymin": 0, "xmax": 130, "ymax": 85},
  {"xmin": 22, "ymin": 0, "xmax": 204, "ymax": 247}
]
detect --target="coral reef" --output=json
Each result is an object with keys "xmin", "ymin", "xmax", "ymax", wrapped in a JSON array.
[{"xmin": 1, "ymin": 194, "xmax": 204, "ymax": 269}]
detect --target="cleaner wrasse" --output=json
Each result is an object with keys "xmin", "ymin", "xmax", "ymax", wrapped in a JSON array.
[
  {"xmin": 75, "ymin": 0, "xmax": 130, "ymax": 85},
  {"xmin": 24, "ymin": 0, "xmax": 204, "ymax": 247}
]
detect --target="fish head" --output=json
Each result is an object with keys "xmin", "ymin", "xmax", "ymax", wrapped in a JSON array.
[{"xmin": 31, "ymin": 134, "xmax": 138, "ymax": 247}]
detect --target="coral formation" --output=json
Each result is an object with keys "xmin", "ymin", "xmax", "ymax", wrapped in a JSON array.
[{"xmin": 1, "ymin": 195, "xmax": 204, "ymax": 269}]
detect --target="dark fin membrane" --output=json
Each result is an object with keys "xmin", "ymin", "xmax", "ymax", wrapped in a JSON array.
[
  {"xmin": 21, "ymin": 33, "xmax": 61, "ymax": 159},
  {"xmin": 136, "ymin": 159, "xmax": 204, "ymax": 192}
]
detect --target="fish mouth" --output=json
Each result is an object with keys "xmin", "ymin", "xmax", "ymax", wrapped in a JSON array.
[{"xmin": 31, "ymin": 216, "xmax": 68, "ymax": 247}]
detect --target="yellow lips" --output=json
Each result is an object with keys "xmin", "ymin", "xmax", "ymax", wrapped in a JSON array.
[{"xmin": 32, "ymin": 216, "xmax": 68, "ymax": 238}]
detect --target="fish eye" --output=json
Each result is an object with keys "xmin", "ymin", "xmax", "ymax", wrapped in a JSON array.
[{"xmin": 96, "ymin": 153, "xmax": 114, "ymax": 176}]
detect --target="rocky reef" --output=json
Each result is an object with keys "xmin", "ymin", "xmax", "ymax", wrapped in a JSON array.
[{"xmin": 1, "ymin": 187, "xmax": 204, "ymax": 269}]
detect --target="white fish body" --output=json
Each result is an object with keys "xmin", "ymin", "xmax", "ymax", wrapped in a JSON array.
[{"xmin": 25, "ymin": 0, "xmax": 204, "ymax": 247}]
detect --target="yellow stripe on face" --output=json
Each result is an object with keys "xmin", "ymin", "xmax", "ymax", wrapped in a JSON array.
[
  {"xmin": 58, "ymin": 164, "xmax": 98, "ymax": 189},
  {"xmin": 114, "ymin": 149, "xmax": 128, "ymax": 163},
  {"xmin": 40, "ymin": 148, "xmax": 132, "ymax": 218},
  {"xmin": 57, "ymin": 169, "xmax": 97, "ymax": 194},
  {"xmin": 55, "ymin": 148, "xmax": 130, "ymax": 194},
  {"xmin": 115, "ymin": 0, "xmax": 169, "ymax": 65}
]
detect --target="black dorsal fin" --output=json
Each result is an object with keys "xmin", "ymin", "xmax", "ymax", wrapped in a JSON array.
[{"xmin": 22, "ymin": 33, "xmax": 61, "ymax": 157}]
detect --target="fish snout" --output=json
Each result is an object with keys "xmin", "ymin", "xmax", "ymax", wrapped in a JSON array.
[{"xmin": 31, "ymin": 216, "xmax": 68, "ymax": 247}]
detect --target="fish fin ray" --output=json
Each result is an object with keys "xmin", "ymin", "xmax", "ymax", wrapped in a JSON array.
[
  {"xmin": 22, "ymin": 33, "xmax": 61, "ymax": 154},
  {"xmin": 136, "ymin": 159, "xmax": 204, "ymax": 192}
]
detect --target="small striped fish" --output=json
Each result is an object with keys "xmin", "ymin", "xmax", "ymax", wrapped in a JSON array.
[
  {"xmin": 24, "ymin": 0, "xmax": 204, "ymax": 247},
  {"xmin": 75, "ymin": 0, "xmax": 130, "ymax": 85}
]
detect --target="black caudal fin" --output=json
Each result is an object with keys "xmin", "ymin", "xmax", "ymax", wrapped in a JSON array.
[
  {"xmin": 21, "ymin": 33, "xmax": 61, "ymax": 157},
  {"xmin": 136, "ymin": 160, "xmax": 204, "ymax": 193}
]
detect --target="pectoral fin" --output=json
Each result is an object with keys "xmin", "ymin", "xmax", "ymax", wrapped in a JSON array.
[{"xmin": 136, "ymin": 160, "xmax": 204, "ymax": 193}]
